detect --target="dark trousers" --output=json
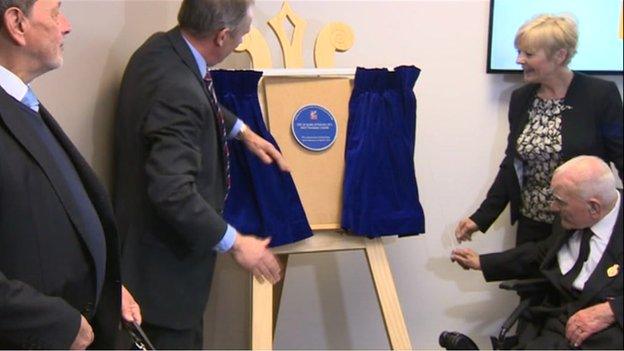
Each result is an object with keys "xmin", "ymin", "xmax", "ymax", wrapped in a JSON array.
[
  {"xmin": 515, "ymin": 315, "xmax": 571, "ymax": 349},
  {"xmin": 141, "ymin": 319, "xmax": 204, "ymax": 350}
]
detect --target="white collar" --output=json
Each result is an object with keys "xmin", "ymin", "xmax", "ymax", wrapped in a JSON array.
[
  {"xmin": 590, "ymin": 191, "xmax": 620, "ymax": 242},
  {"xmin": 0, "ymin": 64, "xmax": 29, "ymax": 102}
]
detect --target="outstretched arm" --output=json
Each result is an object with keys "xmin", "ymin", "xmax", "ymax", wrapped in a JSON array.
[{"xmin": 239, "ymin": 126, "xmax": 291, "ymax": 172}]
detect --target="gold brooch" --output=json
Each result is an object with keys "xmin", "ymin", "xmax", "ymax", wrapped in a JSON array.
[{"xmin": 607, "ymin": 264, "xmax": 620, "ymax": 278}]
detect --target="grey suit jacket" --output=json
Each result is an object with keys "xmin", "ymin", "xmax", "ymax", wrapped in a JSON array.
[{"xmin": 114, "ymin": 27, "xmax": 238, "ymax": 329}]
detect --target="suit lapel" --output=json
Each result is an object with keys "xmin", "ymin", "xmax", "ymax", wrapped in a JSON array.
[
  {"xmin": 540, "ymin": 222, "xmax": 574, "ymax": 296},
  {"xmin": 0, "ymin": 89, "xmax": 107, "ymax": 301},
  {"xmin": 38, "ymin": 105, "xmax": 116, "ymax": 234},
  {"xmin": 559, "ymin": 72, "xmax": 580, "ymax": 160},
  {"xmin": 167, "ymin": 28, "xmax": 205, "ymax": 83},
  {"xmin": 510, "ymin": 84, "xmax": 539, "ymax": 152},
  {"xmin": 0, "ymin": 93, "xmax": 86, "ymax": 238},
  {"xmin": 166, "ymin": 26, "xmax": 215, "ymax": 105},
  {"xmin": 37, "ymin": 106, "xmax": 110, "ymax": 301}
]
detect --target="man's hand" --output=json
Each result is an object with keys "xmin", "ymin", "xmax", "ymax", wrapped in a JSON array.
[
  {"xmin": 241, "ymin": 127, "xmax": 291, "ymax": 172},
  {"xmin": 231, "ymin": 233, "xmax": 282, "ymax": 284},
  {"xmin": 455, "ymin": 218, "xmax": 479, "ymax": 243},
  {"xmin": 450, "ymin": 248, "xmax": 482, "ymax": 270},
  {"xmin": 121, "ymin": 285, "xmax": 142, "ymax": 325},
  {"xmin": 69, "ymin": 315, "xmax": 93, "ymax": 350},
  {"xmin": 565, "ymin": 302, "xmax": 616, "ymax": 347}
]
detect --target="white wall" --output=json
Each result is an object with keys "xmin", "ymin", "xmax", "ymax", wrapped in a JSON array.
[{"xmin": 32, "ymin": 1, "xmax": 623, "ymax": 349}]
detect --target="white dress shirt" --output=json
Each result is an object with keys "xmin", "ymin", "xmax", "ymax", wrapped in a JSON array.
[
  {"xmin": 0, "ymin": 64, "xmax": 29, "ymax": 102},
  {"xmin": 558, "ymin": 191, "xmax": 621, "ymax": 290}
]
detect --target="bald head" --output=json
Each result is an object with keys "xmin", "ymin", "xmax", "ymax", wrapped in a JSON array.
[
  {"xmin": 553, "ymin": 156, "xmax": 617, "ymax": 202},
  {"xmin": 550, "ymin": 156, "xmax": 618, "ymax": 229}
]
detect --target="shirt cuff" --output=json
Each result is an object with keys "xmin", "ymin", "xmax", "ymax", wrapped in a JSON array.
[
  {"xmin": 214, "ymin": 224, "xmax": 237, "ymax": 252},
  {"xmin": 228, "ymin": 119, "xmax": 244, "ymax": 140}
]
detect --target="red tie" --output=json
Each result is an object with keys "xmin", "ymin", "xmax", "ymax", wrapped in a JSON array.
[{"xmin": 203, "ymin": 71, "xmax": 231, "ymax": 202}]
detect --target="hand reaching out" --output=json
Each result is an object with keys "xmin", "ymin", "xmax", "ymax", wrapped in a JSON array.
[
  {"xmin": 231, "ymin": 233, "xmax": 282, "ymax": 284},
  {"xmin": 240, "ymin": 127, "xmax": 291, "ymax": 173},
  {"xmin": 451, "ymin": 248, "xmax": 482, "ymax": 270},
  {"xmin": 455, "ymin": 218, "xmax": 479, "ymax": 243}
]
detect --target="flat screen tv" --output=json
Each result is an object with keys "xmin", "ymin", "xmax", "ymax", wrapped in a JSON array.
[{"xmin": 487, "ymin": 0, "xmax": 623, "ymax": 74}]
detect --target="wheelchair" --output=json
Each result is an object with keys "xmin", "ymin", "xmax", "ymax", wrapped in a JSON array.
[{"xmin": 439, "ymin": 278, "xmax": 549, "ymax": 350}]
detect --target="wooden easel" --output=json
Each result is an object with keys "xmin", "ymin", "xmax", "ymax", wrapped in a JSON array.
[
  {"xmin": 250, "ymin": 70, "xmax": 412, "ymax": 350},
  {"xmin": 250, "ymin": 232, "xmax": 412, "ymax": 350}
]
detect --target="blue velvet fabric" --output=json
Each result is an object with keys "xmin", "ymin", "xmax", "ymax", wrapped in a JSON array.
[
  {"xmin": 341, "ymin": 66, "xmax": 425, "ymax": 237},
  {"xmin": 211, "ymin": 70, "xmax": 313, "ymax": 247}
]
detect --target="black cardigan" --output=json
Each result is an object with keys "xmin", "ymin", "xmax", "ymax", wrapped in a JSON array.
[{"xmin": 470, "ymin": 72, "xmax": 623, "ymax": 232}]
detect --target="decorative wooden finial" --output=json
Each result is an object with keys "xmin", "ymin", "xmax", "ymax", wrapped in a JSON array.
[
  {"xmin": 235, "ymin": 26, "xmax": 273, "ymax": 69},
  {"xmin": 314, "ymin": 22, "xmax": 355, "ymax": 68},
  {"xmin": 267, "ymin": 1, "xmax": 307, "ymax": 68}
]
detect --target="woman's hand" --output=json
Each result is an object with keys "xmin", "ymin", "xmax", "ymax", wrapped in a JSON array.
[{"xmin": 455, "ymin": 218, "xmax": 479, "ymax": 243}]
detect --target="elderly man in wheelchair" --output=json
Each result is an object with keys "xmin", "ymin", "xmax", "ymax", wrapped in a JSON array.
[{"xmin": 449, "ymin": 156, "xmax": 622, "ymax": 349}]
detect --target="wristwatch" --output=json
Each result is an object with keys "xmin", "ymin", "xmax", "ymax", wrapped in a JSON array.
[{"xmin": 235, "ymin": 123, "xmax": 248, "ymax": 140}]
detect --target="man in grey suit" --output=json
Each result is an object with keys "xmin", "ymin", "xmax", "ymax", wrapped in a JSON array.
[
  {"xmin": 452, "ymin": 156, "xmax": 622, "ymax": 349},
  {"xmin": 0, "ymin": 0, "xmax": 140, "ymax": 349},
  {"xmin": 114, "ymin": 0, "xmax": 287, "ymax": 348}
]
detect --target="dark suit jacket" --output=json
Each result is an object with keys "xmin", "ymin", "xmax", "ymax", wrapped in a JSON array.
[
  {"xmin": 471, "ymin": 73, "xmax": 623, "ymax": 235},
  {"xmin": 114, "ymin": 27, "xmax": 238, "ymax": 329},
  {"xmin": 0, "ymin": 89, "xmax": 121, "ymax": 349},
  {"xmin": 480, "ymin": 198, "xmax": 623, "ymax": 349}
]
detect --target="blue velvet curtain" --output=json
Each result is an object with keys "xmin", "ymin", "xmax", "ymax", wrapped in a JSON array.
[
  {"xmin": 341, "ymin": 66, "xmax": 425, "ymax": 237},
  {"xmin": 211, "ymin": 70, "xmax": 313, "ymax": 247}
]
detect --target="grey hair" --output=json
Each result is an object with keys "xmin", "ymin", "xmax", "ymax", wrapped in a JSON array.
[
  {"xmin": 553, "ymin": 156, "xmax": 617, "ymax": 205},
  {"xmin": 0, "ymin": 0, "xmax": 36, "ymax": 27},
  {"xmin": 178, "ymin": 0, "xmax": 254, "ymax": 38}
]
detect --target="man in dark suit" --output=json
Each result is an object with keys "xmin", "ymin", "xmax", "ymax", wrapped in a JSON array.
[
  {"xmin": 0, "ymin": 0, "xmax": 141, "ymax": 349},
  {"xmin": 451, "ymin": 155, "xmax": 622, "ymax": 349},
  {"xmin": 113, "ymin": 0, "xmax": 287, "ymax": 348}
]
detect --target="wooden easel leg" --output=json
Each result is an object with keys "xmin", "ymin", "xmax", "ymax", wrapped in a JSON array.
[
  {"xmin": 365, "ymin": 238, "xmax": 412, "ymax": 350},
  {"xmin": 272, "ymin": 254, "xmax": 289, "ymax": 337},
  {"xmin": 251, "ymin": 276, "xmax": 273, "ymax": 350}
]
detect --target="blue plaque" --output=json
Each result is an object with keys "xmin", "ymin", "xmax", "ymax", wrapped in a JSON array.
[{"xmin": 291, "ymin": 105, "xmax": 337, "ymax": 152}]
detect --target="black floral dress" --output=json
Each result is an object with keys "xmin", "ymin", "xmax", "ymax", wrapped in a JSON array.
[{"xmin": 516, "ymin": 97, "xmax": 572, "ymax": 224}]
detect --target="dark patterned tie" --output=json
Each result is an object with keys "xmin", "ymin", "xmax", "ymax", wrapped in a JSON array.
[
  {"xmin": 560, "ymin": 228, "xmax": 593, "ymax": 293},
  {"xmin": 203, "ymin": 71, "xmax": 231, "ymax": 201}
]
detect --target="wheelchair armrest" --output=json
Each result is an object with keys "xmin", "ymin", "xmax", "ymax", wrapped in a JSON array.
[
  {"xmin": 494, "ymin": 278, "xmax": 551, "ymax": 347},
  {"xmin": 499, "ymin": 297, "xmax": 533, "ymax": 339},
  {"xmin": 499, "ymin": 278, "xmax": 549, "ymax": 294}
]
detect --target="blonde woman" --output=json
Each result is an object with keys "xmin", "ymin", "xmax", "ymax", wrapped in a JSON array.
[{"xmin": 455, "ymin": 14, "xmax": 622, "ymax": 245}]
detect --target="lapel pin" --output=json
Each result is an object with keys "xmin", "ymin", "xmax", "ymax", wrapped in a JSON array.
[{"xmin": 607, "ymin": 264, "xmax": 619, "ymax": 278}]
